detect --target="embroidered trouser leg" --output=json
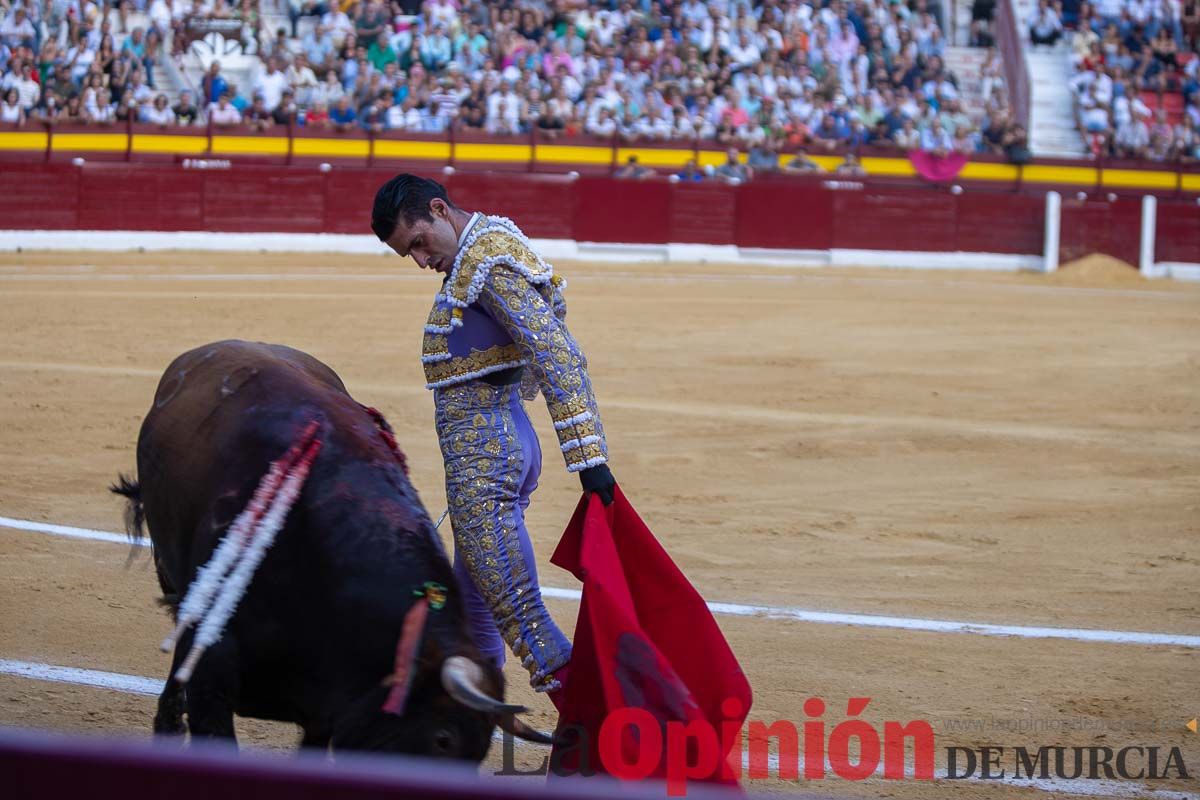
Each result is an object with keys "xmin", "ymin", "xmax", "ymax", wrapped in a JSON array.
[{"xmin": 435, "ymin": 381, "xmax": 571, "ymax": 691}]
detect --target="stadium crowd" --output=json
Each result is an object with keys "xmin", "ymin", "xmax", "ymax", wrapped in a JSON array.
[
  {"xmin": 1057, "ymin": 0, "xmax": 1200, "ymax": 159},
  {"xmin": 1, "ymin": 0, "xmax": 1032, "ymax": 165}
]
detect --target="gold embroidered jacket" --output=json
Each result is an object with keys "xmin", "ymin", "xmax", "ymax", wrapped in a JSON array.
[{"xmin": 421, "ymin": 216, "xmax": 608, "ymax": 473}]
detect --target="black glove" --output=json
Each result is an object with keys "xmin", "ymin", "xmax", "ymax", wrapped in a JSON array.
[{"xmin": 579, "ymin": 463, "xmax": 615, "ymax": 506}]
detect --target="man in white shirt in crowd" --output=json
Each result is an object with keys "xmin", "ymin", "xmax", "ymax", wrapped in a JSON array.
[
  {"xmin": 10, "ymin": 61, "xmax": 39, "ymax": 109},
  {"xmin": 486, "ymin": 78, "xmax": 521, "ymax": 126},
  {"xmin": 0, "ymin": 7, "xmax": 36, "ymax": 49},
  {"xmin": 1028, "ymin": 0, "xmax": 1062, "ymax": 46},
  {"xmin": 302, "ymin": 23, "xmax": 335, "ymax": 72},
  {"xmin": 286, "ymin": 52, "xmax": 319, "ymax": 106},
  {"xmin": 320, "ymin": 5, "xmax": 353, "ymax": 47},
  {"xmin": 254, "ymin": 56, "xmax": 289, "ymax": 112}
]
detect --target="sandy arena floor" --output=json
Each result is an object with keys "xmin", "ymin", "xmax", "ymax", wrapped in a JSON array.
[{"xmin": 0, "ymin": 251, "xmax": 1197, "ymax": 799}]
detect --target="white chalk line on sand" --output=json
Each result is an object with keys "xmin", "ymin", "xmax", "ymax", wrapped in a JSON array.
[
  {"xmin": 0, "ymin": 268, "xmax": 1193, "ymax": 301},
  {"xmin": 2, "ymin": 359, "xmax": 1196, "ymax": 454},
  {"xmin": 0, "ymin": 658, "xmax": 1194, "ymax": 800},
  {"xmin": 3, "ymin": 515, "xmax": 1198, "ymax": 649},
  {"xmin": 0, "ymin": 658, "xmax": 161, "ymax": 696}
]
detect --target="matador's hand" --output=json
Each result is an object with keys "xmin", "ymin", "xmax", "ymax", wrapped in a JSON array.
[{"xmin": 579, "ymin": 464, "xmax": 615, "ymax": 506}]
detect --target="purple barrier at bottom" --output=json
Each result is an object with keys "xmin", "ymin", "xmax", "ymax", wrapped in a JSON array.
[{"xmin": 0, "ymin": 727, "xmax": 815, "ymax": 800}]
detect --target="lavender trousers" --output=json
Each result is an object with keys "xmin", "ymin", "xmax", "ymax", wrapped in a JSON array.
[{"xmin": 434, "ymin": 380, "xmax": 572, "ymax": 691}]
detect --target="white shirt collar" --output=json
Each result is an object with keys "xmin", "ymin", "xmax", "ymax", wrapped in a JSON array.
[{"xmin": 457, "ymin": 211, "xmax": 482, "ymax": 250}]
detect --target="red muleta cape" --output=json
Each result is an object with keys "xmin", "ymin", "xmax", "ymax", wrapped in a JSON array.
[{"xmin": 549, "ymin": 485, "xmax": 753, "ymax": 792}]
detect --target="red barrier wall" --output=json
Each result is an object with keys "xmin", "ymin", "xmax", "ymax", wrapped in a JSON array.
[
  {"xmin": 2, "ymin": 161, "xmax": 1192, "ymax": 269},
  {"xmin": 1058, "ymin": 196, "xmax": 1143, "ymax": 267},
  {"xmin": 1156, "ymin": 202, "xmax": 1200, "ymax": 264}
]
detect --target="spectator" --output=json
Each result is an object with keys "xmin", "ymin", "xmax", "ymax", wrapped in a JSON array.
[
  {"xmin": 141, "ymin": 93, "xmax": 176, "ymax": 126},
  {"xmin": 289, "ymin": 0, "xmax": 327, "ymax": 39},
  {"xmin": 835, "ymin": 152, "xmax": 867, "ymax": 176},
  {"xmin": 115, "ymin": 93, "xmax": 141, "ymax": 124},
  {"xmin": 10, "ymin": 61, "xmax": 38, "ymax": 111},
  {"xmin": 29, "ymin": 0, "xmax": 977, "ymax": 151},
  {"xmin": 328, "ymin": 94, "xmax": 356, "ymax": 131},
  {"xmin": 747, "ymin": 141, "xmax": 779, "ymax": 173},
  {"xmin": 368, "ymin": 31, "xmax": 396, "ymax": 72},
  {"xmin": 1, "ymin": 87, "xmax": 24, "ymax": 125},
  {"xmin": 174, "ymin": 90, "xmax": 200, "ymax": 125},
  {"xmin": 615, "ymin": 154, "xmax": 654, "ymax": 179},
  {"xmin": 894, "ymin": 118, "xmax": 921, "ymax": 148},
  {"xmin": 273, "ymin": 89, "xmax": 299, "ymax": 126},
  {"xmin": 89, "ymin": 88, "xmax": 116, "ymax": 125},
  {"xmin": 254, "ymin": 56, "xmax": 288, "ymax": 112},
  {"xmin": 306, "ymin": 100, "xmax": 330, "ymax": 128},
  {"xmin": 207, "ymin": 93, "xmax": 242, "ymax": 128},
  {"xmin": 321, "ymin": 5, "xmax": 354, "ymax": 48},
  {"xmin": 1003, "ymin": 124, "xmax": 1033, "ymax": 163},
  {"xmin": 202, "ymin": 61, "xmax": 228, "ymax": 106},
  {"xmin": 393, "ymin": 94, "xmax": 425, "ymax": 130},
  {"xmin": 781, "ymin": 147, "xmax": 824, "ymax": 174},
  {"xmin": 0, "ymin": 7, "xmax": 35, "ymax": 51},
  {"xmin": 303, "ymin": 24, "xmax": 336, "ymax": 73},
  {"xmin": 715, "ymin": 147, "xmax": 752, "ymax": 182},
  {"xmin": 35, "ymin": 94, "xmax": 63, "ymax": 124},
  {"xmin": 63, "ymin": 93, "xmax": 87, "ymax": 124},
  {"xmin": 245, "ymin": 95, "xmax": 274, "ymax": 131},
  {"xmin": 421, "ymin": 23, "xmax": 453, "ymax": 71},
  {"xmin": 312, "ymin": 69, "xmax": 344, "ymax": 107},
  {"xmin": 261, "ymin": 27, "xmax": 295, "ymax": 63},
  {"xmin": 287, "ymin": 53, "xmax": 320, "ymax": 106},
  {"xmin": 675, "ymin": 158, "xmax": 705, "ymax": 181},
  {"xmin": 359, "ymin": 94, "xmax": 387, "ymax": 132},
  {"xmin": 1029, "ymin": 0, "xmax": 1064, "ymax": 46},
  {"xmin": 812, "ymin": 113, "xmax": 848, "ymax": 151},
  {"xmin": 920, "ymin": 118, "xmax": 954, "ymax": 154}
]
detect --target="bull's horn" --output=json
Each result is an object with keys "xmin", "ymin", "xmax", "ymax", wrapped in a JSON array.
[
  {"xmin": 498, "ymin": 714, "xmax": 557, "ymax": 746},
  {"xmin": 441, "ymin": 655, "xmax": 527, "ymax": 715}
]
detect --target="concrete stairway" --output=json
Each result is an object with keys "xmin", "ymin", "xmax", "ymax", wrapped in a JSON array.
[
  {"xmin": 943, "ymin": 45, "xmax": 991, "ymax": 122},
  {"xmin": 1008, "ymin": 0, "xmax": 1086, "ymax": 156},
  {"xmin": 1027, "ymin": 41, "xmax": 1086, "ymax": 156}
]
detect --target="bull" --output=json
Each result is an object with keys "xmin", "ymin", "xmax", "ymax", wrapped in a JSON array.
[{"xmin": 112, "ymin": 339, "xmax": 549, "ymax": 759}]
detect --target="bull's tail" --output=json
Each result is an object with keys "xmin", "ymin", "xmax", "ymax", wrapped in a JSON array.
[{"xmin": 110, "ymin": 474, "xmax": 145, "ymax": 542}]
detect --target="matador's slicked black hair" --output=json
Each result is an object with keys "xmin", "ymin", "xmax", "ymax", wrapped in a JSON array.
[{"xmin": 370, "ymin": 173, "xmax": 458, "ymax": 242}]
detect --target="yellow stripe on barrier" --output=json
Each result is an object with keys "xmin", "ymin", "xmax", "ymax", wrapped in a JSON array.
[
  {"xmin": 616, "ymin": 147, "xmax": 694, "ymax": 167},
  {"xmin": 958, "ymin": 161, "xmax": 1020, "ymax": 181},
  {"xmin": 537, "ymin": 144, "xmax": 613, "ymax": 165},
  {"xmin": 1101, "ymin": 169, "xmax": 1178, "ymax": 189},
  {"xmin": 858, "ymin": 156, "xmax": 917, "ymax": 176},
  {"xmin": 133, "ymin": 134, "xmax": 207, "ymax": 154},
  {"xmin": 0, "ymin": 131, "xmax": 47, "ymax": 151},
  {"xmin": 210, "ymin": 135, "xmax": 289, "ymax": 156},
  {"xmin": 7, "ymin": 126, "xmax": 1197, "ymax": 194},
  {"xmin": 810, "ymin": 155, "xmax": 844, "ymax": 171},
  {"xmin": 294, "ymin": 137, "xmax": 371, "ymax": 157},
  {"xmin": 52, "ymin": 133, "xmax": 128, "ymax": 152},
  {"xmin": 1020, "ymin": 164, "xmax": 1098, "ymax": 186},
  {"xmin": 372, "ymin": 139, "xmax": 449, "ymax": 159},
  {"xmin": 455, "ymin": 143, "xmax": 531, "ymax": 162}
]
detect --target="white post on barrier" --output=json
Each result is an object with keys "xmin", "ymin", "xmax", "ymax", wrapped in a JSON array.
[
  {"xmin": 1139, "ymin": 194, "xmax": 1157, "ymax": 278},
  {"xmin": 1042, "ymin": 191, "xmax": 1061, "ymax": 273}
]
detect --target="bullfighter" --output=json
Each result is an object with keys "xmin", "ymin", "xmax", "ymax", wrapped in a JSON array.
[{"xmin": 371, "ymin": 173, "xmax": 615, "ymax": 705}]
